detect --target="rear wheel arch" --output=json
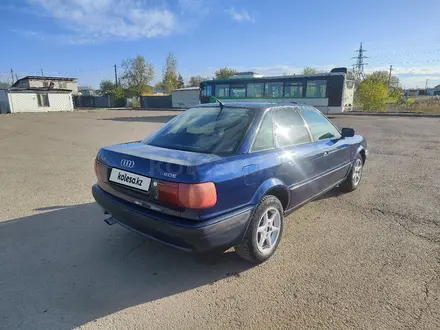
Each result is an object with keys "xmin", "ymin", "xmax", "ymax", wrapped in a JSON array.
[
  {"xmin": 251, "ymin": 179, "xmax": 289, "ymax": 211},
  {"xmin": 265, "ymin": 186, "xmax": 289, "ymax": 211}
]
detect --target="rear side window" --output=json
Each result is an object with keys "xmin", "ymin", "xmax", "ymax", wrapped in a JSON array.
[
  {"xmin": 145, "ymin": 107, "xmax": 255, "ymax": 154},
  {"xmin": 273, "ymin": 107, "xmax": 311, "ymax": 147},
  {"xmin": 252, "ymin": 112, "xmax": 274, "ymax": 152},
  {"xmin": 284, "ymin": 82, "xmax": 304, "ymax": 98},
  {"xmin": 215, "ymin": 85, "xmax": 230, "ymax": 97},
  {"xmin": 306, "ymin": 80, "xmax": 327, "ymax": 98},
  {"xmin": 230, "ymin": 85, "xmax": 246, "ymax": 98},
  {"xmin": 299, "ymin": 107, "xmax": 341, "ymax": 141},
  {"xmin": 247, "ymin": 83, "xmax": 264, "ymax": 98},
  {"xmin": 265, "ymin": 82, "xmax": 284, "ymax": 98}
]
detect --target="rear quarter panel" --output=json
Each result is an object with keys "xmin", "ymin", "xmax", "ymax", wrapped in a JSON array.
[{"xmin": 197, "ymin": 150, "xmax": 281, "ymax": 220}]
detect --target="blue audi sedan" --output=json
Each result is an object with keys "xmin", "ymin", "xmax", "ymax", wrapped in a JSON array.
[{"xmin": 92, "ymin": 102, "xmax": 367, "ymax": 263}]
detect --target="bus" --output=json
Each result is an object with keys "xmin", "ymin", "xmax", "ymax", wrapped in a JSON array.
[{"xmin": 200, "ymin": 67, "xmax": 355, "ymax": 114}]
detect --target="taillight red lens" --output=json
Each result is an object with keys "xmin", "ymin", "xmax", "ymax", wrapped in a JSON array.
[
  {"xmin": 158, "ymin": 181, "xmax": 217, "ymax": 209},
  {"xmin": 178, "ymin": 183, "xmax": 217, "ymax": 209},
  {"xmin": 158, "ymin": 181, "xmax": 180, "ymax": 205},
  {"xmin": 94, "ymin": 159, "xmax": 108, "ymax": 182}
]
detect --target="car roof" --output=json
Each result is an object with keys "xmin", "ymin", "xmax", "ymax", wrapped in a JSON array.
[{"xmin": 195, "ymin": 101, "xmax": 307, "ymax": 110}]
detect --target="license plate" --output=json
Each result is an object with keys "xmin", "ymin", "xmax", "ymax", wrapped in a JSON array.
[{"xmin": 109, "ymin": 168, "xmax": 151, "ymax": 192}]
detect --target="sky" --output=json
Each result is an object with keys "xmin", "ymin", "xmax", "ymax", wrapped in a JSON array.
[{"xmin": 1, "ymin": 0, "xmax": 440, "ymax": 89}]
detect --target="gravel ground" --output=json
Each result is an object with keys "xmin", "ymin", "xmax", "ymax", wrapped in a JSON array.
[{"xmin": 0, "ymin": 110, "xmax": 439, "ymax": 330}]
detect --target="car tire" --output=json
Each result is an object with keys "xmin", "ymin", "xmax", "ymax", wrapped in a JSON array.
[
  {"xmin": 234, "ymin": 195, "xmax": 284, "ymax": 264},
  {"xmin": 340, "ymin": 154, "xmax": 364, "ymax": 192}
]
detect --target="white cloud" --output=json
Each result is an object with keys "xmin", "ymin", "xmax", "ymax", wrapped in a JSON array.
[
  {"xmin": 226, "ymin": 7, "xmax": 255, "ymax": 23},
  {"xmin": 24, "ymin": 0, "xmax": 215, "ymax": 42}
]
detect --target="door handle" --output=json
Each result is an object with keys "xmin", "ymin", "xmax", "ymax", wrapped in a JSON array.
[{"xmin": 323, "ymin": 151, "xmax": 329, "ymax": 156}]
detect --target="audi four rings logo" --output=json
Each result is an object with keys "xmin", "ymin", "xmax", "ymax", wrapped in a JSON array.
[{"xmin": 120, "ymin": 159, "xmax": 135, "ymax": 168}]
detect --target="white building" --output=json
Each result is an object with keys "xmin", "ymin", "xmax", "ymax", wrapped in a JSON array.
[
  {"xmin": 0, "ymin": 88, "xmax": 74, "ymax": 114},
  {"xmin": 171, "ymin": 87, "xmax": 200, "ymax": 109}
]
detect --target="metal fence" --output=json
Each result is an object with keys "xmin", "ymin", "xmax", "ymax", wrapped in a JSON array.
[
  {"xmin": 140, "ymin": 96, "xmax": 172, "ymax": 109},
  {"xmin": 73, "ymin": 95, "xmax": 124, "ymax": 108}
]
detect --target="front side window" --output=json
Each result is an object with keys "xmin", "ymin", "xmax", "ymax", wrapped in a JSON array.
[
  {"xmin": 215, "ymin": 84, "xmax": 230, "ymax": 97},
  {"xmin": 252, "ymin": 112, "xmax": 274, "ymax": 151},
  {"xmin": 145, "ymin": 107, "xmax": 255, "ymax": 154},
  {"xmin": 306, "ymin": 80, "xmax": 327, "ymax": 98},
  {"xmin": 265, "ymin": 82, "xmax": 284, "ymax": 98},
  {"xmin": 299, "ymin": 107, "xmax": 341, "ymax": 141},
  {"xmin": 230, "ymin": 85, "xmax": 246, "ymax": 98},
  {"xmin": 284, "ymin": 82, "xmax": 304, "ymax": 98},
  {"xmin": 37, "ymin": 94, "xmax": 50, "ymax": 107},
  {"xmin": 247, "ymin": 83, "xmax": 264, "ymax": 98},
  {"xmin": 273, "ymin": 107, "xmax": 311, "ymax": 147}
]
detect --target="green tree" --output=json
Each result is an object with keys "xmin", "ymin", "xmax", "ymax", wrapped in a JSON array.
[
  {"xmin": 358, "ymin": 79, "xmax": 389, "ymax": 111},
  {"xmin": 99, "ymin": 80, "xmax": 116, "ymax": 95},
  {"xmin": 302, "ymin": 67, "xmax": 318, "ymax": 75},
  {"xmin": 114, "ymin": 87, "xmax": 125, "ymax": 99},
  {"xmin": 215, "ymin": 67, "xmax": 237, "ymax": 79},
  {"xmin": 162, "ymin": 52, "xmax": 178, "ymax": 94},
  {"xmin": 367, "ymin": 71, "xmax": 400, "ymax": 88},
  {"xmin": 177, "ymin": 74, "xmax": 185, "ymax": 88},
  {"xmin": 121, "ymin": 56, "xmax": 155, "ymax": 97},
  {"xmin": 389, "ymin": 87, "xmax": 404, "ymax": 102},
  {"xmin": 188, "ymin": 75, "xmax": 208, "ymax": 87},
  {"xmin": 0, "ymin": 81, "xmax": 9, "ymax": 88}
]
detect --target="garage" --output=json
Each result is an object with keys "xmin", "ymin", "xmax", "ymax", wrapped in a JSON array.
[{"xmin": 171, "ymin": 87, "xmax": 200, "ymax": 109}]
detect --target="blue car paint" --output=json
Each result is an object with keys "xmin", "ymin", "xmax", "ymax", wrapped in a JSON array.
[{"xmin": 93, "ymin": 102, "xmax": 367, "ymax": 252}]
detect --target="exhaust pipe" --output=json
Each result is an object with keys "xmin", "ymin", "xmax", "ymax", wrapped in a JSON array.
[{"xmin": 104, "ymin": 217, "xmax": 117, "ymax": 226}]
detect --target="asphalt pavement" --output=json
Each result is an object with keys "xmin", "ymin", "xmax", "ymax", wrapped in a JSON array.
[{"xmin": 0, "ymin": 109, "xmax": 439, "ymax": 329}]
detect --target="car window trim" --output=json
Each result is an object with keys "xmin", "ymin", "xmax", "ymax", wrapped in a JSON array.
[
  {"xmin": 272, "ymin": 106, "xmax": 314, "ymax": 148},
  {"xmin": 250, "ymin": 109, "xmax": 276, "ymax": 153},
  {"xmin": 295, "ymin": 107, "xmax": 315, "ymax": 143}
]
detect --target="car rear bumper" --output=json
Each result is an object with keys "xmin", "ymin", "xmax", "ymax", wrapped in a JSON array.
[{"xmin": 92, "ymin": 184, "xmax": 253, "ymax": 253}]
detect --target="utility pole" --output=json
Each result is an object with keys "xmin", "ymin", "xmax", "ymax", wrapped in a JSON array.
[
  {"xmin": 351, "ymin": 42, "xmax": 368, "ymax": 81},
  {"xmin": 114, "ymin": 65, "xmax": 118, "ymax": 87},
  {"xmin": 15, "ymin": 74, "xmax": 18, "ymax": 81},
  {"xmin": 388, "ymin": 65, "xmax": 393, "ymax": 89},
  {"xmin": 425, "ymin": 79, "xmax": 429, "ymax": 90},
  {"xmin": 10, "ymin": 69, "xmax": 14, "ymax": 84},
  {"xmin": 41, "ymin": 69, "xmax": 44, "ymax": 77}
]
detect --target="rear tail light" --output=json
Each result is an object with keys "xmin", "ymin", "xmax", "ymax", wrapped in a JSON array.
[
  {"xmin": 94, "ymin": 159, "xmax": 108, "ymax": 182},
  {"xmin": 158, "ymin": 181, "xmax": 217, "ymax": 209}
]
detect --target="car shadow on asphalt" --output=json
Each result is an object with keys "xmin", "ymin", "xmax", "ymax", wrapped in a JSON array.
[
  {"xmin": 99, "ymin": 115, "xmax": 176, "ymax": 123},
  {"xmin": 0, "ymin": 203, "xmax": 252, "ymax": 329}
]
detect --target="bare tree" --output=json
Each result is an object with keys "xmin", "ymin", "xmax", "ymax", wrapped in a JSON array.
[{"xmin": 121, "ymin": 56, "xmax": 155, "ymax": 97}]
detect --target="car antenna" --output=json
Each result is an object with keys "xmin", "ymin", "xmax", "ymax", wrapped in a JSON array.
[
  {"xmin": 210, "ymin": 96, "xmax": 224, "ymax": 109},
  {"xmin": 210, "ymin": 96, "xmax": 225, "ymax": 120}
]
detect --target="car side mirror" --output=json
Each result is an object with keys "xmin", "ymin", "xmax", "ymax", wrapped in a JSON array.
[{"xmin": 341, "ymin": 128, "xmax": 355, "ymax": 138}]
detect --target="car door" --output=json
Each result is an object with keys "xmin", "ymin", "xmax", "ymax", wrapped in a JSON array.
[
  {"xmin": 298, "ymin": 107, "xmax": 352, "ymax": 187},
  {"xmin": 272, "ymin": 106, "xmax": 327, "ymax": 209}
]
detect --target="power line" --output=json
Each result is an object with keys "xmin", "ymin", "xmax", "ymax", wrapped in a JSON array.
[
  {"xmin": 351, "ymin": 42, "xmax": 368, "ymax": 80},
  {"xmin": 368, "ymin": 49, "xmax": 440, "ymax": 59},
  {"xmin": 369, "ymin": 39, "xmax": 440, "ymax": 53}
]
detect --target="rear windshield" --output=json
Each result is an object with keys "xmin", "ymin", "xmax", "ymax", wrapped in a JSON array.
[{"xmin": 145, "ymin": 107, "xmax": 255, "ymax": 154}]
